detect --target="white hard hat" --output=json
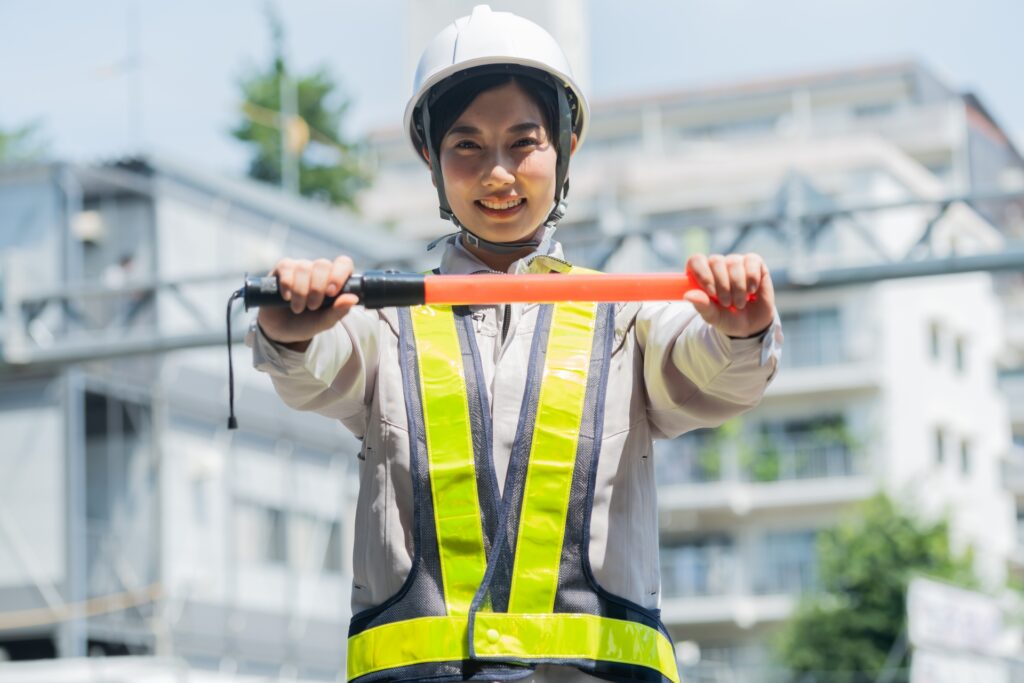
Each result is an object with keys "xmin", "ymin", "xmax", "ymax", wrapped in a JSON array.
[
  {"xmin": 404, "ymin": 4, "xmax": 589, "ymax": 157},
  {"xmin": 404, "ymin": 5, "xmax": 590, "ymax": 253}
]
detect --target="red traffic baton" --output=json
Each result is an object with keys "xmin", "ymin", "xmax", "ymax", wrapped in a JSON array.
[{"xmin": 242, "ymin": 271, "xmax": 706, "ymax": 309}]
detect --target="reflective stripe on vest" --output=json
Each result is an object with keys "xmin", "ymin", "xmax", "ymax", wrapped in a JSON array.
[
  {"xmin": 406, "ymin": 305, "xmax": 487, "ymax": 615},
  {"xmin": 347, "ymin": 614, "xmax": 677, "ymax": 680},
  {"xmin": 347, "ymin": 285, "xmax": 679, "ymax": 683},
  {"xmin": 506, "ymin": 300, "xmax": 595, "ymax": 614}
]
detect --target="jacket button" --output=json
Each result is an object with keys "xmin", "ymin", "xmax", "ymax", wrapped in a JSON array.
[{"xmin": 486, "ymin": 628, "xmax": 500, "ymax": 643}]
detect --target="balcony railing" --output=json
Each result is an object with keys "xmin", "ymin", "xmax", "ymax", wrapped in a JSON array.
[
  {"xmin": 778, "ymin": 327, "xmax": 846, "ymax": 369},
  {"xmin": 753, "ymin": 557, "xmax": 818, "ymax": 595},
  {"xmin": 744, "ymin": 442, "xmax": 862, "ymax": 482},
  {"xmin": 654, "ymin": 444, "xmax": 723, "ymax": 485},
  {"xmin": 660, "ymin": 539, "xmax": 819, "ymax": 599},
  {"xmin": 656, "ymin": 435, "xmax": 865, "ymax": 486}
]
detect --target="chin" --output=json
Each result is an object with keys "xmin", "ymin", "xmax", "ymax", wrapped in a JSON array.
[{"xmin": 467, "ymin": 223, "xmax": 543, "ymax": 245}]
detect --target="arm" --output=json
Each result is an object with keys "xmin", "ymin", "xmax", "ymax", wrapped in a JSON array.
[
  {"xmin": 637, "ymin": 301, "xmax": 780, "ymax": 439},
  {"xmin": 247, "ymin": 307, "xmax": 379, "ymax": 433},
  {"xmin": 247, "ymin": 255, "xmax": 379, "ymax": 436},
  {"xmin": 638, "ymin": 252, "xmax": 782, "ymax": 439}
]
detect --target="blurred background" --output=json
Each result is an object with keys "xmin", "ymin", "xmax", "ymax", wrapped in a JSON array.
[{"xmin": 2, "ymin": 0, "xmax": 1024, "ymax": 681}]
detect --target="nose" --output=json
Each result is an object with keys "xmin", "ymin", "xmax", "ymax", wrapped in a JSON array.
[{"xmin": 482, "ymin": 152, "xmax": 516, "ymax": 188}]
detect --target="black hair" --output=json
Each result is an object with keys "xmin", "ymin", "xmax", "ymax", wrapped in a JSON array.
[{"xmin": 425, "ymin": 67, "xmax": 560, "ymax": 159}]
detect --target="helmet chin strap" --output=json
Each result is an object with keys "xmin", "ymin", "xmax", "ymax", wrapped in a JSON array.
[
  {"xmin": 420, "ymin": 69, "xmax": 575, "ymax": 256},
  {"xmin": 427, "ymin": 195, "xmax": 567, "ymax": 254}
]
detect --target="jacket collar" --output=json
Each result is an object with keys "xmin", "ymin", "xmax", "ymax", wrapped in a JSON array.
[{"xmin": 437, "ymin": 225, "xmax": 566, "ymax": 275}]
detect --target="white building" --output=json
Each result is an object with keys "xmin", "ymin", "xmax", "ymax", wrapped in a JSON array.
[{"xmin": 0, "ymin": 157, "xmax": 413, "ymax": 679}]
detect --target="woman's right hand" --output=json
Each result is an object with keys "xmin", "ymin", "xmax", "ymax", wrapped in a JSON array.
[{"xmin": 257, "ymin": 256, "xmax": 360, "ymax": 350}]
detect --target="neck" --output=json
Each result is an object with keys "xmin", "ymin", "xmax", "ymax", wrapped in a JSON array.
[{"xmin": 461, "ymin": 235, "xmax": 536, "ymax": 272}]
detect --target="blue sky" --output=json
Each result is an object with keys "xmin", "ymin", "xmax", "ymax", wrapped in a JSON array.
[{"xmin": 3, "ymin": 0, "xmax": 1022, "ymax": 174}]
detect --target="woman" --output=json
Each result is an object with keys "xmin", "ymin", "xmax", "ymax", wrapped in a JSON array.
[{"xmin": 251, "ymin": 6, "xmax": 781, "ymax": 683}]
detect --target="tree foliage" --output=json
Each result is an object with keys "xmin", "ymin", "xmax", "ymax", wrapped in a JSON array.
[
  {"xmin": 231, "ymin": 9, "xmax": 370, "ymax": 207},
  {"xmin": 0, "ymin": 121, "xmax": 47, "ymax": 164},
  {"xmin": 775, "ymin": 494, "xmax": 976, "ymax": 682}
]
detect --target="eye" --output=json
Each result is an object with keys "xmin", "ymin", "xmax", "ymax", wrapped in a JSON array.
[
  {"xmin": 454, "ymin": 140, "xmax": 480, "ymax": 150},
  {"xmin": 513, "ymin": 137, "xmax": 540, "ymax": 148}
]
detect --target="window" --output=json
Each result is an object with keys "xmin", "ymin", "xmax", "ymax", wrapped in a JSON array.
[
  {"xmin": 289, "ymin": 513, "xmax": 343, "ymax": 574},
  {"xmin": 660, "ymin": 536, "xmax": 735, "ymax": 598},
  {"xmin": 935, "ymin": 428, "xmax": 945, "ymax": 465},
  {"xmin": 235, "ymin": 502, "xmax": 287, "ymax": 566},
  {"xmin": 654, "ymin": 428, "xmax": 722, "ymax": 485},
  {"xmin": 324, "ymin": 521, "xmax": 342, "ymax": 573},
  {"xmin": 755, "ymin": 531, "xmax": 818, "ymax": 595},
  {"xmin": 961, "ymin": 440, "xmax": 971, "ymax": 475},
  {"xmin": 955, "ymin": 337, "xmax": 967, "ymax": 373},
  {"xmin": 779, "ymin": 309, "xmax": 842, "ymax": 367},
  {"xmin": 752, "ymin": 415, "xmax": 857, "ymax": 481},
  {"xmin": 235, "ymin": 502, "xmax": 342, "ymax": 572},
  {"xmin": 930, "ymin": 322, "xmax": 942, "ymax": 360}
]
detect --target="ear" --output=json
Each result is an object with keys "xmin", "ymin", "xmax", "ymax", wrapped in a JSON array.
[
  {"xmin": 569, "ymin": 133, "xmax": 579, "ymax": 157},
  {"xmin": 421, "ymin": 146, "xmax": 437, "ymax": 188}
]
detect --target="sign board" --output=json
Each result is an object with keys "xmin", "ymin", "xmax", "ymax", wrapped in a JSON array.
[
  {"xmin": 911, "ymin": 648, "xmax": 1010, "ymax": 683},
  {"xmin": 906, "ymin": 577, "xmax": 1003, "ymax": 654}
]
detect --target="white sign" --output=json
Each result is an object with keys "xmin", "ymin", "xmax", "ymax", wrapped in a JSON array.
[
  {"xmin": 907, "ymin": 577, "xmax": 1003, "ymax": 655},
  {"xmin": 911, "ymin": 648, "xmax": 1010, "ymax": 683}
]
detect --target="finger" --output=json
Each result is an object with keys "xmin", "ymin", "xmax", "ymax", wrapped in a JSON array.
[
  {"xmin": 683, "ymin": 290, "xmax": 719, "ymax": 326},
  {"xmin": 327, "ymin": 255, "xmax": 354, "ymax": 299},
  {"xmin": 686, "ymin": 254, "xmax": 716, "ymax": 300},
  {"xmin": 290, "ymin": 262, "xmax": 311, "ymax": 314},
  {"xmin": 709, "ymin": 255, "xmax": 732, "ymax": 308},
  {"xmin": 331, "ymin": 293, "xmax": 360, "ymax": 311},
  {"xmin": 275, "ymin": 259, "xmax": 296, "ymax": 303},
  {"xmin": 744, "ymin": 253, "xmax": 763, "ymax": 297},
  {"xmin": 759, "ymin": 260, "xmax": 775, "ymax": 306},
  {"xmin": 307, "ymin": 259, "xmax": 334, "ymax": 311},
  {"xmin": 727, "ymin": 255, "xmax": 747, "ymax": 309}
]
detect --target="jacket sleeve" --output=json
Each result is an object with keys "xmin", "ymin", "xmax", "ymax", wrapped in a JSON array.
[
  {"xmin": 245, "ymin": 307, "xmax": 380, "ymax": 437},
  {"xmin": 634, "ymin": 300, "xmax": 782, "ymax": 440}
]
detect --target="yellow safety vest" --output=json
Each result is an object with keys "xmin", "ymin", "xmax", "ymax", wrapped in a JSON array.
[{"xmin": 346, "ymin": 266, "xmax": 680, "ymax": 683}]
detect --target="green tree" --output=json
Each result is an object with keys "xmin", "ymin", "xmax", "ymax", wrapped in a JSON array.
[
  {"xmin": 231, "ymin": 8, "xmax": 370, "ymax": 207},
  {"xmin": 775, "ymin": 494, "xmax": 976, "ymax": 682},
  {"xmin": 0, "ymin": 121, "xmax": 47, "ymax": 164}
]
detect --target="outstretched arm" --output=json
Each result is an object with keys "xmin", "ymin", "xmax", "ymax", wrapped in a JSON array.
[{"xmin": 638, "ymin": 253, "xmax": 782, "ymax": 439}]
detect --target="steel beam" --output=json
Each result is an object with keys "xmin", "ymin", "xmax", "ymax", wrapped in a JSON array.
[{"xmin": 773, "ymin": 244, "xmax": 1024, "ymax": 290}]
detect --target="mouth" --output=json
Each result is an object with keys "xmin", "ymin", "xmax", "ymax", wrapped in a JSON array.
[{"xmin": 475, "ymin": 197, "xmax": 526, "ymax": 219}]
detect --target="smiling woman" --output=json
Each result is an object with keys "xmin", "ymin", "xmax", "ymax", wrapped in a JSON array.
[{"xmin": 250, "ymin": 6, "xmax": 781, "ymax": 683}]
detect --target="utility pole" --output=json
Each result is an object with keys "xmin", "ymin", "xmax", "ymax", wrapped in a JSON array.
[
  {"xmin": 127, "ymin": 1, "xmax": 144, "ymax": 152},
  {"xmin": 280, "ymin": 69, "xmax": 300, "ymax": 195}
]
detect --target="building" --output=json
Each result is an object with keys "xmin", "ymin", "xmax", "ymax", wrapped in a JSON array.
[
  {"xmin": 0, "ymin": 156, "xmax": 411, "ymax": 679},
  {"xmin": 363, "ymin": 55, "xmax": 1024, "ymax": 678}
]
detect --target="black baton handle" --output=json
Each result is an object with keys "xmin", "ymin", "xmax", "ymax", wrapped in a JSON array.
[{"xmin": 242, "ymin": 271, "xmax": 426, "ymax": 310}]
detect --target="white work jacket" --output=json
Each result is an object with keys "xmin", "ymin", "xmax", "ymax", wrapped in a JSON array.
[{"xmin": 249, "ymin": 236, "xmax": 782, "ymax": 682}]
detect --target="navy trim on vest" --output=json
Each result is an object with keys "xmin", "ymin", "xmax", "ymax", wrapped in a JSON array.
[
  {"xmin": 578, "ymin": 305, "xmax": 673, "ymax": 641},
  {"xmin": 348, "ymin": 307, "xmax": 435, "ymax": 635},
  {"xmin": 454, "ymin": 306, "xmax": 501, "ymax": 553},
  {"xmin": 467, "ymin": 304, "xmax": 554, "ymax": 629},
  {"xmin": 352, "ymin": 660, "xmax": 535, "ymax": 683}
]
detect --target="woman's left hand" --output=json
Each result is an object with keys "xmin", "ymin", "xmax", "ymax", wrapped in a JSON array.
[{"xmin": 683, "ymin": 253, "xmax": 776, "ymax": 338}]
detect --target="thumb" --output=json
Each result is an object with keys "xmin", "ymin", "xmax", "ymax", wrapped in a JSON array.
[{"xmin": 683, "ymin": 290, "xmax": 720, "ymax": 326}]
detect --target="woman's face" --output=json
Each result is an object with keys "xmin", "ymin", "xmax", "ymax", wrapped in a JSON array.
[{"xmin": 435, "ymin": 81, "xmax": 573, "ymax": 247}]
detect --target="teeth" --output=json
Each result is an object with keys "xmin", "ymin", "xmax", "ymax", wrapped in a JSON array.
[{"xmin": 479, "ymin": 198, "xmax": 524, "ymax": 210}]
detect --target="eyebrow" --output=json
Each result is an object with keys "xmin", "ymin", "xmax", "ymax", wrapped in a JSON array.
[{"xmin": 446, "ymin": 122, "xmax": 542, "ymax": 136}]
